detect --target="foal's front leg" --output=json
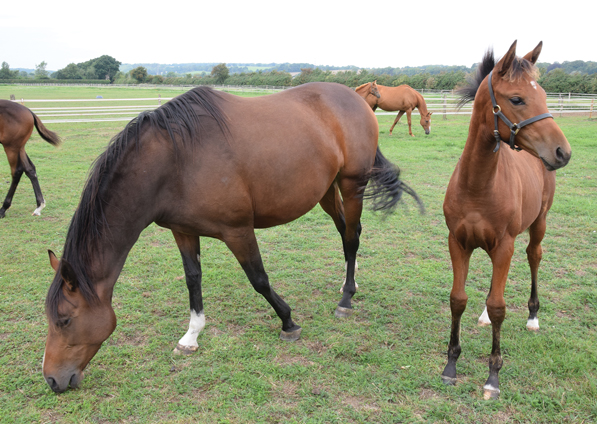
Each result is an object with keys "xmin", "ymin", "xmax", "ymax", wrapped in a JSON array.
[
  {"xmin": 172, "ymin": 231, "xmax": 205, "ymax": 355},
  {"xmin": 442, "ymin": 233, "xmax": 472, "ymax": 385},
  {"xmin": 483, "ymin": 239, "xmax": 515, "ymax": 400}
]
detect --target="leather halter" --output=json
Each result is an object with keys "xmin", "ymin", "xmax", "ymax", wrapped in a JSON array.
[{"xmin": 487, "ymin": 70, "xmax": 553, "ymax": 152}]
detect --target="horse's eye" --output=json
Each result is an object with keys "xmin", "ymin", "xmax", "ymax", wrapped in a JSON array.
[
  {"xmin": 57, "ymin": 318, "xmax": 71, "ymax": 328},
  {"xmin": 510, "ymin": 97, "xmax": 525, "ymax": 106}
]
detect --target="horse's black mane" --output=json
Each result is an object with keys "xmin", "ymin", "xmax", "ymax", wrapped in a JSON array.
[
  {"xmin": 457, "ymin": 48, "xmax": 538, "ymax": 110},
  {"xmin": 46, "ymin": 87, "xmax": 229, "ymax": 320}
]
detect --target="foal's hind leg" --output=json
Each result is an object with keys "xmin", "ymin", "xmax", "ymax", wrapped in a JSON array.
[
  {"xmin": 318, "ymin": 182, "xmax": 361, "ymax": 295},
  {"xmin": 526, "ymin": 217, "xmax": 547, "ymax": 331},
  {"xmin": 172, "ymin": 231, "xmax": 205, "ymax": 354},
  {"xmin": 224, "ymin": 228, "xmax": 301, "ymax": 341}
]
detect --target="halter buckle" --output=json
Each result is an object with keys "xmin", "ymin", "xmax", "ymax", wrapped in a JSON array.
[{"xmin": 493, "ymin": 105, "xmax": 501, "ymax": 114}]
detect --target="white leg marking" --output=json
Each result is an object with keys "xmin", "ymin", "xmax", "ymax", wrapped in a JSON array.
[
  {"xmin": 177, "ymin": 309, "xmax": 205, "ymax": 350},
  {"xmin": 32, "ymin": 202, "xmax": 46, "ymax": 216},
  {"xmin": 483, "ymin": 383, "xmax": 500, "ymax": 400},
  {"xmin": 478, "ymin": 306, "xmax": 492, "ymax": 326},
  {"xmin": 340, "ymin": 260, "xmax": 359, "ymax": 293},
  {"xmin": 526, "ymin": 317, "xmax": 540, "ymax": 331}
]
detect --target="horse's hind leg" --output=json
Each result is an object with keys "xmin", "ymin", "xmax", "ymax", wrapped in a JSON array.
[
  {"xmin": 318, "ymin": 182, "xmax": 362, "ymax": 295},
  {"xmin": 442, "ymin": 232, "xmax": 472, "ymax": 385},
  {"xmin": 0, "ymin": 148, "xmax": 24, "ymax": 218},
  {"xmin": 20, "ymin": 151, "xmax": 46, "ymax": 215},
  {"xmin": 224, "ymin": 228, "xmax": 301, "ymax": 341},
  {"xmin": 333, "ymin": 177, "xmax": 364, "ymax": 318},
  {"xmin": 389, "ymin": 111, "xmax": 406, "ymax": 135},
  {"xmin": 526, "ymin": 217, "xmax": 546, "ymax": 331},
  {"xmin": 172, "ymin": 231, "xmax": 205, "ymax": 355}
]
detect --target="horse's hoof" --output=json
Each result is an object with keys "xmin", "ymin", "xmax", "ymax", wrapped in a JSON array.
[
  {"xmin": 32, "ymin": 203, "xmax": 45, "ymax": 216},
  {"xmin": 280, "ymin": 327, "xmax": 302, "ymax": 342},
  {"xmin": 441, "ymin": 375, "xmax": 457, "ymax": 386},
  {"xmin": 173, "ymin": 343, "xmax": 198, "ymax": 355},
  {"xmin": 334, "ymin": 306, "xmax": 353, "ymax": 318},
  {"xmin": 483, "ymin": 386, "xmax": 500, "ymax": 400},
  {"xmin": 526, "ymin": 318, "xmax": 540, "ymax": 331}
]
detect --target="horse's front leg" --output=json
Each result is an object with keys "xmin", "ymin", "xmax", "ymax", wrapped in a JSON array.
[
  {"xmin": 442, "ymin": 232, "xmax": 472, "ymax": 385},
  {"xmin": 224, "ymin": 228, "xmax": 301, "ymax": 341},
  {"xmin": 483, "ymin": 238, "xmax": 515, "ymax": 399},
  {"xmin": 406, "ymin": 109, "xmax": 414, "ymax": 137},
  {"xmin": 172, "ymin": 231, "xmax": 205, "ymax": 355}
]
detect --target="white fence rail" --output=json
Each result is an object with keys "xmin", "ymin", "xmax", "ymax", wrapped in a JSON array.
[{"xmin": 10, "ymin": 88, "xmax": 596, "ymax": 124}]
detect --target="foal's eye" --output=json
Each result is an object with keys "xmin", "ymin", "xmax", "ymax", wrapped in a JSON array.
[{"xmin": 510, "ymin": 97, "xmax": 525, "ymax": 106}]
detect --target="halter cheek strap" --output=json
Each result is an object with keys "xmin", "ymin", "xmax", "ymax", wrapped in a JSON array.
[{"xmin": 487, "ymin": 70, "xmax": 553, "ymax": 153}]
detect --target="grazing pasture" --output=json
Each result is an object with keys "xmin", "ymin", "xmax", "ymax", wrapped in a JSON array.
[{"xmin": 0, "ymin": 85, "xmax": 596, "ymax": 423}]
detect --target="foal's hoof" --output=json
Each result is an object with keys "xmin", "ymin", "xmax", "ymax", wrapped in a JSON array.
[
  {"xmin": 441, "ymin": 375, "xmax": 457, "ymax": 386},
  {"xmin": 334, "ymin": 306, "xmax": 353, "ymax": 318},
  {"xmin": 280, "ymin": 327, "xmax": 302, "ymax": 342},
  {"xmin": 483, "ymin": 386, "xmax": 500, "ymax": 400},
  {"xmin": 173, "ymin": 343, "xmax": 198, "ymax": 355}
]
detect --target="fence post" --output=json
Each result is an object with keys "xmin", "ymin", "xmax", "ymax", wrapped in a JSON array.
[
  {"xmin": 158, "ymin": 94, "xmax": 161, "ymax": 106},
  {"xmin": 559, "ymin": 94, "xmax": 563, "ymax": 118},
  {"xmin": 591, "ymin": 98, "xmax": 594, "ymax": 119},
  {"xmin": 443, "ymin": 93, "xmax": 447, "ymax": 121}
]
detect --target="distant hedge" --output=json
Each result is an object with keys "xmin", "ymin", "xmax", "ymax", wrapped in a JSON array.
[{"xmin": 0, "ymin": 79, "xmax": 110, "ymax": 85}]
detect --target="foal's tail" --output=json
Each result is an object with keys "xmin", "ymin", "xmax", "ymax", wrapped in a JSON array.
[
  {"xmin": 30, "ymin": 110, "xmax": 61, "ymax": 146},
  {"xmin": 365, "ymin": 147, "xmax": 424, "ymax": 213}
]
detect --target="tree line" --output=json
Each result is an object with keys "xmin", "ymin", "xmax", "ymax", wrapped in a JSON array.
[{"xmin": 2, "ymin": 57, "xmax": 597, "ymax": 94}]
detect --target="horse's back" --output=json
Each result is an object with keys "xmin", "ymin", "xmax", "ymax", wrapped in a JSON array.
[
  {"xmin": 156, "ymin": 83, "xmax": 379, "ymax": 231},
  {"xmin": 378, "ymin": 85, "xmax": 419, "ymax": 111}
]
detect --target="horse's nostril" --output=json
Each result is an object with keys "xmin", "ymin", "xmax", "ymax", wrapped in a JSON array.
[
  {"xmin": 46, "ymin": 376, "xmax": 59, "ymax": 392},
  {"xmin": 555, "ymin": 147, "xmax": 564, "ymax": 161}
]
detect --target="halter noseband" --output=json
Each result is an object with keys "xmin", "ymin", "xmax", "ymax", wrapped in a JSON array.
[{"xmin": 487, "ymin": 70, "xmax": 553, "ymax": 153}]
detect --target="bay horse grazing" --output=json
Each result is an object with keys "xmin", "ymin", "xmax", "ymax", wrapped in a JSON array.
[
  {"xmin": 358, "ymin": 82, "xmax": 432, "ymax": 136},
  {"xmin": 42, "ymin": 82, "xmax": 422, "ymax": 393},
  {"xmin": 441, "ymin": 41, "xmax": 571, "ymax": 399},
  {"xmin": 0, "ymin": 100, "xmax": 61, "ymax": 218}
]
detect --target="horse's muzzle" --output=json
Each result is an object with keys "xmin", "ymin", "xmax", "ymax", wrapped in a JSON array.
[{"xmin": 45, "ymin": 370, "xmax": 84, "ymax": 393}]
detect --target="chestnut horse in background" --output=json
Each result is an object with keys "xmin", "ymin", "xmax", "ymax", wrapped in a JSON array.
[
  {"xmin": 357, "ymin": 81, "xmax": 432, "ymax": 136},
  {"xmin": 441, "ymin": 41, "xmax": 571, "ymax": 399},
  {"xmin": 42, "ymin": 82, "xmax": 422, "ymax": 393},
  {"xmin": 0, "ymin": 100, "xmax": 61, "ymax": 218}
]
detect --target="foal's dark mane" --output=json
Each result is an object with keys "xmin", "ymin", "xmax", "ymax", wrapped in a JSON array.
[
  {"xmin": 457, "ymin": 48, "xmax": 538, "ymax": 110},
  {"xmin": 46, "ymin": 87, "xmax": 229, "ymax": 320}
]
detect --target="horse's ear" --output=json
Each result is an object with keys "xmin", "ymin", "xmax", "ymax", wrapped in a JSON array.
[
  {"xmin": 48, "ymin": 250, "xmax": 60, "ymax": 272},
  {"xmin": 523, "ymin": 41, "xmax": 543, "ymax": 65},
  {"xmin": 429, "ymin": 112, "xmax": 433, "ymax": 116},
  {"xmin": 496, "ymin": 40, "xmax": 517, "ymax": 76},
  {"xmin": 60, "ymin": 259, "xmax": 79, "ymax": 292}
]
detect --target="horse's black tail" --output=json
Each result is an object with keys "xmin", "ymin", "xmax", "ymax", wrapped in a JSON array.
[
  {"xmin": 30, "ymin": 110, "xmax": 61, "ymax": 146},
  {"xmin": 365, "ymin": 147, "xmax": 424, "ymax": 214}
]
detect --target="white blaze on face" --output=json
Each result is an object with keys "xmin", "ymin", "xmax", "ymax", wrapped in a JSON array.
[
  {"xmin": 178, "ymin": 309, "xmax": 206, "ymax": 348},
  {"xmin": 531, "ymin": 81, "xmax": 538, "ymax": 90}
]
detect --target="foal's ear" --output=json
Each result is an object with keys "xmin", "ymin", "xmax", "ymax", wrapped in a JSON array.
[
  {"xmin": 496, "ymin": 40, "xmax": 517, "ymax": 76},
  {"xmin": 48, "ymin": 250, "xmax": 60, "ymax": 272},
  {"xmin": 60, "ymin": 259, "xmax": 79, "ymax": 292},
  {"xmin": 523, "ymin": 41, "xmax": 543, "ymax": 65}
]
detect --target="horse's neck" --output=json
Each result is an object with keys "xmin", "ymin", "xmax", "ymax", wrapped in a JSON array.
[{"xmin": 413, "ymin": 91, "xmax": 427, "ymax": 114}]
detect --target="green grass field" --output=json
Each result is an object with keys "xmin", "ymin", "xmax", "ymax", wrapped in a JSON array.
[{"xmin": 0, "ymin": 85, "xmax": 596, "ymax": 423}]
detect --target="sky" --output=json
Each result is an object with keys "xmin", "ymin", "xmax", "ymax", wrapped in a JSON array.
[{"xmin": 1, "ymin": 0, "xmax": 594, "ymax": 72}]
